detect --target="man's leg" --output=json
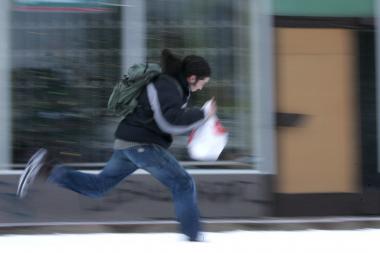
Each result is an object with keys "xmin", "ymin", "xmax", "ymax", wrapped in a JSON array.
[
  {"xmin": 48, "ymin": 150, "xmax": 138, "ymax": 198},
  {"xmin": 123, "ymin": 144, "xmax": 201, "ymax": 241}
]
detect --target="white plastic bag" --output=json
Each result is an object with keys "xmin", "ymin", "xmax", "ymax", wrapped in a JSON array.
[{"xmin": 187, "ymin": 101, "xmax": 228, "ymax": 161}]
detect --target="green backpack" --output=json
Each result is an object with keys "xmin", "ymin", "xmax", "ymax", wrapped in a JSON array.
[{"xmin": 108, "ymin": 63, "xmax": 161, "ymax": 117}]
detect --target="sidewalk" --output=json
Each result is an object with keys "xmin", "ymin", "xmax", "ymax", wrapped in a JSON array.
[{"xmin": 1, "ymin": 216, "xmax": 380, "ymax": 235}]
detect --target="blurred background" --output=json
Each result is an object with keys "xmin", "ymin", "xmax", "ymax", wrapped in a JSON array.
[
  {"xmin": 1, "ymin": 0, "xmax": 380, "ymax": 226},
  {"xmin": 8, "ymin": 0, "xmax": 256, "ymax": 165}
]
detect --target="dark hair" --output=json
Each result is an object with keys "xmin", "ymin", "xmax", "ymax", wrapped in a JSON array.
[
  {"xmin": 160, "ymin": 49, "xmax": 211, "ymax": 79},
  {"xmin": 182, "ymin": 55, "xmax": 211, "ymax": 79},
  {"xmin": 160, "ymin": 49, "xmax": 182, "ymax": 76}
]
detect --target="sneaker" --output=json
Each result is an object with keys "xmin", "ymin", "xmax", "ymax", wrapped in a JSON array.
[{"xmin": 17, "ymin": 148, "xmax": 48, "ymax": 199}]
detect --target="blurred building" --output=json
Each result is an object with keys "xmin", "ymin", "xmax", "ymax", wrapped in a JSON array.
[
  {"xmin": 8, "ymin": 0, "xmax": 260, "ymax": 166},
  {"xmin": 0, "ymin": 0, "xmax": 380, "ymax": 223},
  {"xmin": 273, "ymin": 0, "xmax": 377, "ymax": 216}
]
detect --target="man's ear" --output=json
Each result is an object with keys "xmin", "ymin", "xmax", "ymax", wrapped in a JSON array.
[{"xmin": 186, "ymin": 75, "xmax": 197, "ymax": 85}]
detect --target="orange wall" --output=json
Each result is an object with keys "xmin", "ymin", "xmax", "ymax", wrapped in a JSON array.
[{"xmin": 276, "ymin": 28, "xmax": 360, "ymax": 193}]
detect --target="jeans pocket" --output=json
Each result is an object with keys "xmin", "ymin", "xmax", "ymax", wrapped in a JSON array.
[{"xmin": 124, "ymin": 144, "xmax": 166, "ymax": 168}]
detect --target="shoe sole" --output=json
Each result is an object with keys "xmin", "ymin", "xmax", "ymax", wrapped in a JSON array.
[{"xmin": 17, "ymin": 148, "xmax": 47, "ymax": 199}]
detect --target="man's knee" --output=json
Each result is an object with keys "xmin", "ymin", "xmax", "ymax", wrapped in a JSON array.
[{"xmin": 176, "ymin": 174, "xmax": 195, "ymax": 192}]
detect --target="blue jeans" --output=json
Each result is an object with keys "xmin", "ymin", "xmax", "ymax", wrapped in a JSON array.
[{"xmin": 48, "ymin": 144, "xmax": 200, "ymax": 241}]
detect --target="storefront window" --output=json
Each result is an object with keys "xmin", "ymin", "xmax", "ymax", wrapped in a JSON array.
[
  {"xmin": 11, "ymin": 0, "xmax": 255, "ymax": 168},
  {"xmin": 11, "ymin": 0, "xmax": 121, "ymax": 163},
  {"xmin": 146, "ymin": 0, "xmax": 253, "ymax": 164}
]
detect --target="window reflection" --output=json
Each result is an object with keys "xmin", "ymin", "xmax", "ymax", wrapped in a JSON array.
[
  {"xmin": 11, "ymin": 1, "xmax": 120, "ymax": 164},
  {"xmin": 11, "ymin": 0, "xmax": 254, "ymax": 167}
]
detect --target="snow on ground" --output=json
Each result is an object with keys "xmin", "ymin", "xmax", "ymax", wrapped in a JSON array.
[{"xmin": 1, "ymin": 229, "xmax": 379, "ymax": 253}]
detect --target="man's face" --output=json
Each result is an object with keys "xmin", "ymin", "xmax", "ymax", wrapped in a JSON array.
[{"xmin": 187, "ymin": 75, "xmax": 210, "ymax": 92}]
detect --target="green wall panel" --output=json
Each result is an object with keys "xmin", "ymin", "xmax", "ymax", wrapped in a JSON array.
[{"xmin": 274, "ymin": 0, "xmax": 374, "ymax": 17}]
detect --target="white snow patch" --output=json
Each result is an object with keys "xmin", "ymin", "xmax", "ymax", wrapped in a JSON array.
[{"xmin": 0, "ymin": 229, "xmax": 379, "ymax": 253}]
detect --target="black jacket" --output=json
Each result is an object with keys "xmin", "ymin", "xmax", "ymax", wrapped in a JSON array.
[{"xmin": 114, "ymin": 74, "xmax": 207, "ymax": 148}]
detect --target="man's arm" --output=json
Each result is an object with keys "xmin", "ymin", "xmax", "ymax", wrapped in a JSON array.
[{"xmin": 147, "ymin": 82, "xmax": 207, "ymax": 135}]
